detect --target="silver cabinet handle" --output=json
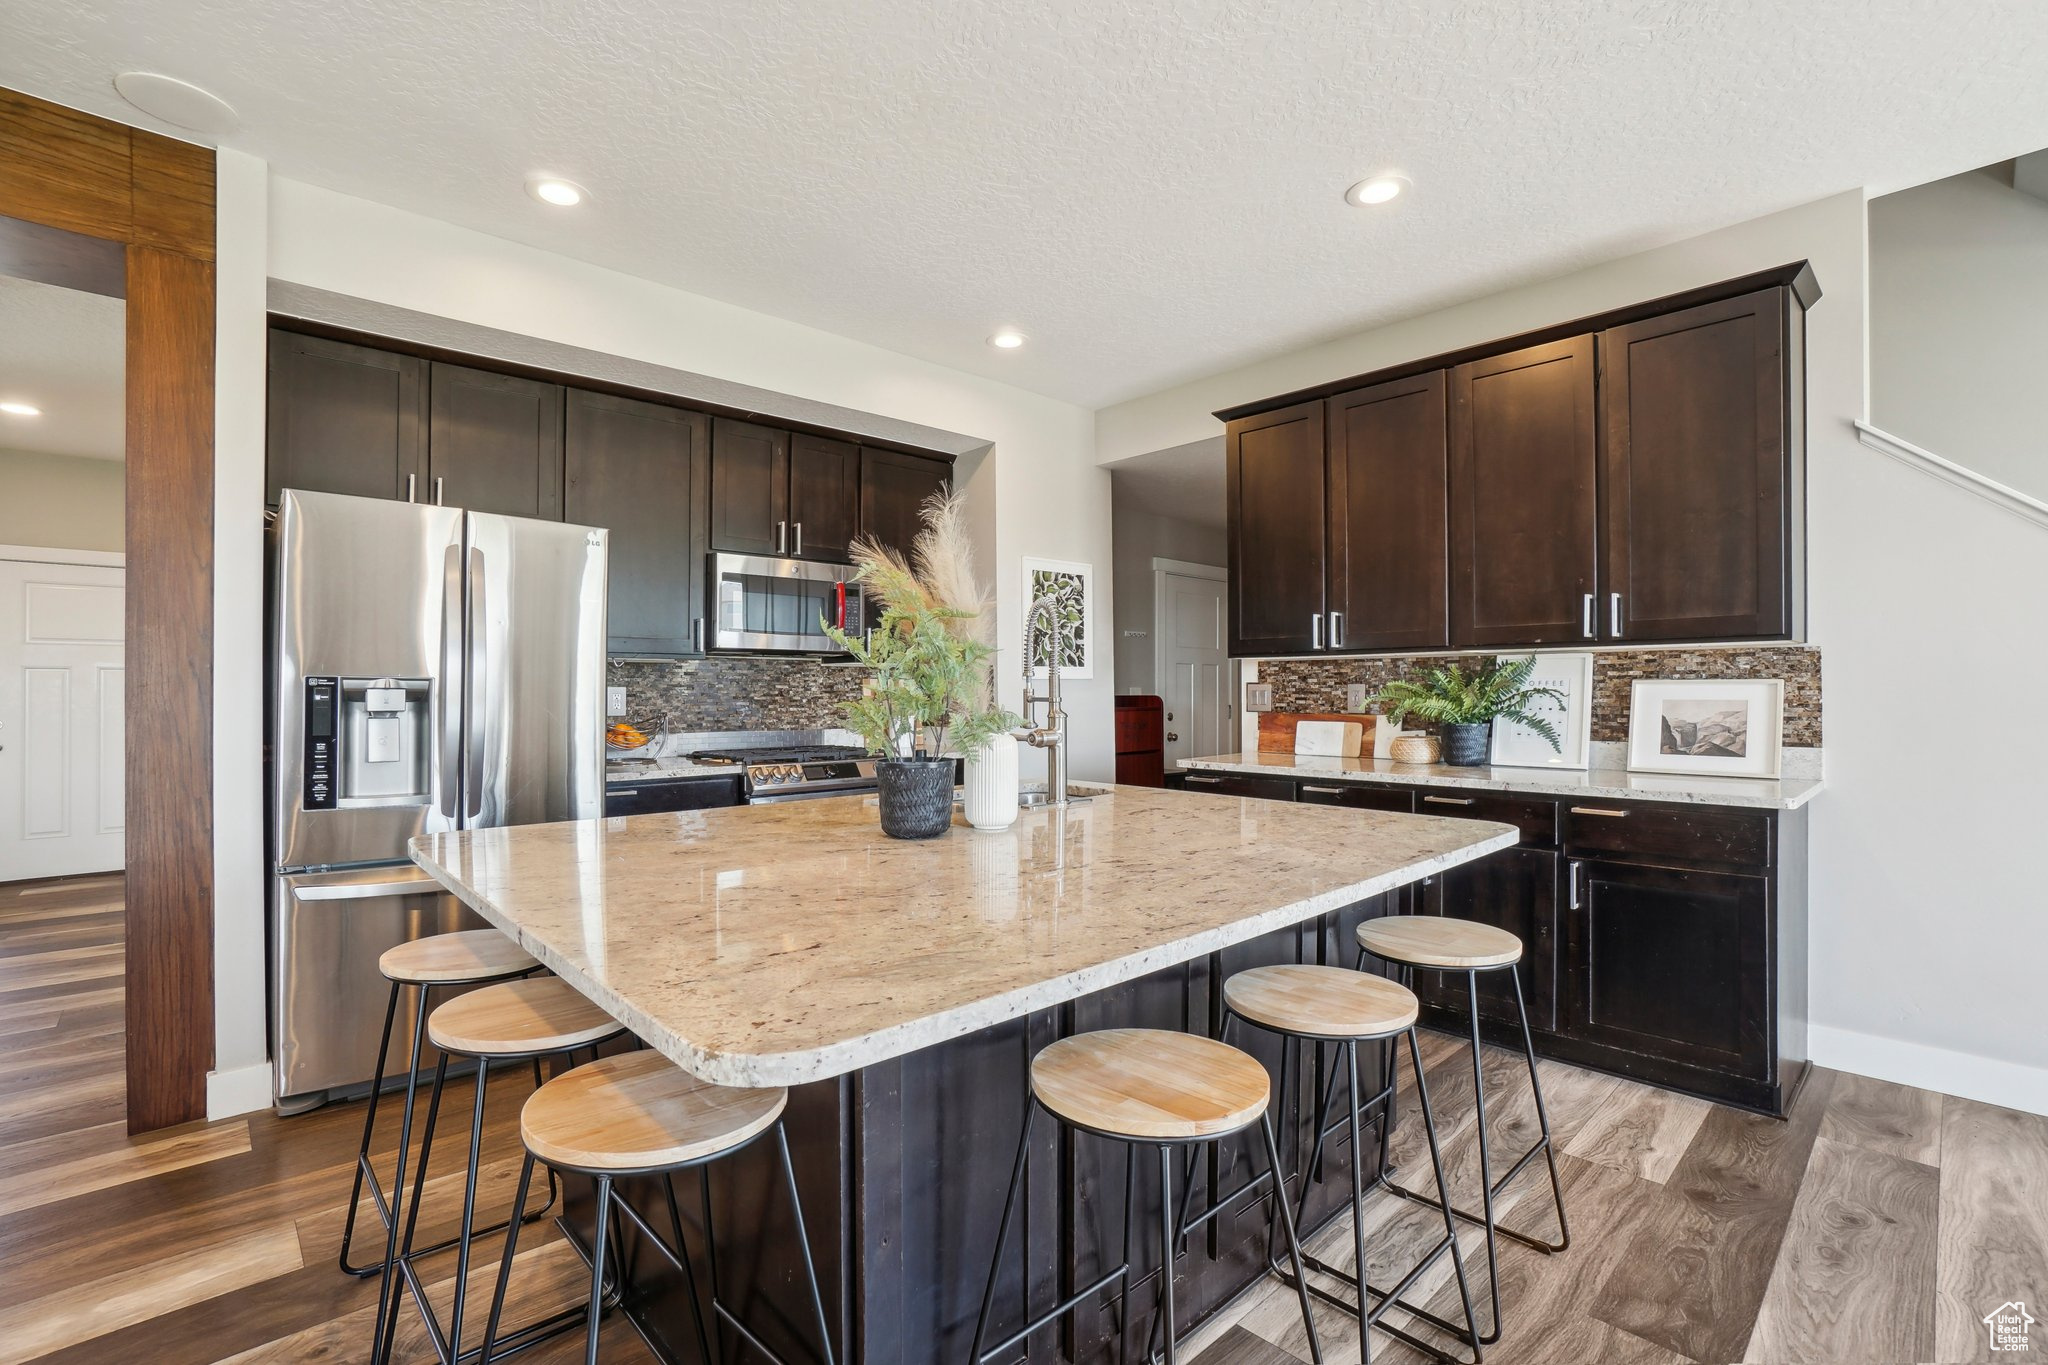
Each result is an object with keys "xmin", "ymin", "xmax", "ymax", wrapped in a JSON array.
[
  {"xmin": 405, "ymin": 473, "xmax": 417, "ymax": 503},
  {"xmin": 693, "ymin": 617, "xmax": 705, "ymax": 653},
  {"xmin": 1569, "ymin": 860, "xmax": 1582, "ymax": 909},
  {"xmin": 1310, "ymin": 613, "xmax": 1324, "ymax": 650},
  {"xmin": 1185, "ymin": 774, "xmax": 1221, "ymax": 785},
  {"xmin": 1581, "ymin": 592, "xmax": 1595, "ymax": 638},
  {"xmin": 1329, "ymin": 611, "xmax": 1344, "ymax": 649},
  {"xmin": 1570, "ymin": 806, "xmax": 1630, "ymax": 818},
  {"xmin": 777, "ymin": 520, "xmax": 787, "ymax": 554},
  {"xmin": 433, "ymin": 475, "xmax": 445, "ymax": 506},
  {"xmin": 1422, "ymin": 795, "xmax": 1477, "ymax": 806},
  {"xmin": 1610, "ymin": 591, "xmax": 1623, "ymax": 637},
  {"xmin": 794, "ymin": 521, "xmax": 803, "ymax": 556},
  {"xmin": 1301, "ymin": 784, "xmax": 1346, "ymax": 795}
]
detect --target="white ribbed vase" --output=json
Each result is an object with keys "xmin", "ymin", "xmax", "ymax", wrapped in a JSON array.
[{"xmin": 963, "ymin": 734, "xmax": 1020, "ymax": 832}]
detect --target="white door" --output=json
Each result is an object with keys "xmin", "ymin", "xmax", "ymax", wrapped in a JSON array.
[
  {"xmin": 1157, "ymin": 568, "xmax": 1232, "ymax": 770},
  {"xmin": 0, "ymin": 555, "xmax": 125, "ymax": 882}
]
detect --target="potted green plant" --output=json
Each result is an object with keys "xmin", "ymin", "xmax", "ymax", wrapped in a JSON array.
[
  {"xmin": 824, "ymin": 492, "xmax": 1020, "ymax": 839},
  {"xmin": 1370, "ymin": 657, "xmax": 1566, "ymax": 767}
]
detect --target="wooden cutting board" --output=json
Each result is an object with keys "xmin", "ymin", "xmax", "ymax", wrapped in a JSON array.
[{"xmin": 1256, "ymin": 711, "xmax": 1376, "ymax": 755}]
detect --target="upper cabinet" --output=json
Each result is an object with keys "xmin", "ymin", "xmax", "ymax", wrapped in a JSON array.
[
  {"xmin": 860, "ymin": 447, "xmax": 952, "ymax": 556},
  {"xmin": 1599, "ymin": 288, "xmax": 1793, "ymax": 642},
  {"xmin": 565, "ymin": 390, "xmax": 707, "ymax": 656},
  {"xmin": 1226, "ymin": 400, "xmax": 1327, "ymax": 655},
  {"xmin": 1218, "ymin": 263, "xmax": 1815, "ymax": 657},
  {"xmin": 707, "ymin": 417, "xmax": 790, "ymax": 556},
  {"xmin": 425, "ymin": 362, "xmax": 565, "ymax": 519},
  {"xmin": 1448, "ymin": 335, "xmax": 1598, "ymax": 648},
  {"xmin": 1329, "ymin": 372, "xmax": 1450, "ymax": 652},
  {"xmin": 787, "ymin": 433, "xmax": 861, "ymax": 561},
  {"xmin": 266, "ymin": 332, "xmax": 425, "ymax": 506}
]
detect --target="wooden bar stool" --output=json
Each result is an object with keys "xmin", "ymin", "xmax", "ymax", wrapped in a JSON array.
[
  {"xmin": 377, "ymin": 975, "xmax": 629, "ymax": 1365},
  {"xmin": 1215, "ymin": 964, "xmax": 1481, "ymax": 1365},
  {"xmin": 1357, "ymin": 916, "xmax": 1571, "ymax": 1345},
  {"xmin": 971, "ymin": 1028, "xmax": 1325, "ymax": 1365},
  {"xmin": 479, "ymin": 1050, "xmax": 836, "ymax": 1365}
]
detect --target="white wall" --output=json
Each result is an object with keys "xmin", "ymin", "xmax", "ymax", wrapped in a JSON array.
[
  {"xmin": 0, "ymin": 449, "xmax": 124, "ymax": 552},
  {"xmin": 1099, "ymin": 190, "xmax": 2048, "ymax": 1115},
  {"xmin": 1869, "ymin": 167, "xmax": 2048, "ymax": 501},
  {"xmin": 1110, "ymin": 503, "xmax": 1225, "ymax": 696}
]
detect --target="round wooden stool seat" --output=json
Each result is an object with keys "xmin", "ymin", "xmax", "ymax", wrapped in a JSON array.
[
  {"xmin": 1358, "ymin": 915, "xmax": 1522, "ymax": 970},
  {"xmin": 1030, "ymin": 1028, "xmax": 1268, "ymax": 1141},
  {"xmin": 522, "ymin": 1051, "xmax": 788, "ymax": 1174},
  {"xmin": 427, "ymin": 977, "xmax": 624, "ymax": 1058},
  {"xmin": 1224, "ymin": 964, "xmax": 1419, "ymax": 1040},
  {"xmin": 379, "ymin": 928, "xmax": 536, "ymax": 986}
]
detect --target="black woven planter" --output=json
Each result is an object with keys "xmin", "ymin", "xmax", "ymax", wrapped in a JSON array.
[
  {"xmin": 875, "ymin": 757, "xmax": 956, "ymax": 839},
  {"xmin": 1440, "ymin": 722, "xmax": 1492, "ymax": 767}
]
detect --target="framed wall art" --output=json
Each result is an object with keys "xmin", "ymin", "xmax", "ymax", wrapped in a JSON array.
[
  {"xmin": 1022, "ymin": 557, "xmax": 1093, "ymax": 679},
  {"xmin": 1627, "ymin": 678, "xmax": 1784, "ymax": 779},
  {"xmin": 1491, "ymin": 651, "xmax": 1593, "ymax": 769}
]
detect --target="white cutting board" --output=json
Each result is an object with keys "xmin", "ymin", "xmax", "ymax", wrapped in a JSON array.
[{"xmin": 1293, "ymin": 720, "xmax": 1364, "ymax": 758}]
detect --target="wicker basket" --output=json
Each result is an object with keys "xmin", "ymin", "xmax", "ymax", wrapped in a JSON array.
[{"xmin": 1388, "ymin": 733, "xmax": 1441, "ymax": 765}]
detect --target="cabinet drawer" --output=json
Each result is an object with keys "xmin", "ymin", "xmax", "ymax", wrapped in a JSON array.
[
  {"xmin": 1564, "ymin": 801, "xmax": 1769, "ymax": 871},
  {"xmin": 1181, "ymin": 772, "xmax": 1296, "ymax": 802},
  {"xmin": 1413, "ymin": 790, "xmax": 1556, "ymax": 846},
  {"xmin": 1296, "ymin": 782, "xmax": 1412, "ymax": 813}
]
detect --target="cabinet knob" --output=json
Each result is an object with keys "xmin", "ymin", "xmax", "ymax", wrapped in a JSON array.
[{"xmin": 1167, "ymin": 731, "xmax": 1180, "ymax": 742}]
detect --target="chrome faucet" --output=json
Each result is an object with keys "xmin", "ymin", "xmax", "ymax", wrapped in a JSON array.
[{"xmin": 1019, "ymin": 588, "xmax": 1076, "ymax": 805}]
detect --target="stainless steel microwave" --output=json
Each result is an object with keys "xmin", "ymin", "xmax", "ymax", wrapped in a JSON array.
[{"xmin": 709, "ymin": 552, "xmax": 866, "ymax": 654}]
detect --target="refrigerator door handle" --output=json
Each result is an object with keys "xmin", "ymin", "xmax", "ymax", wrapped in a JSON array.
[
  {"xmin": 465, "ymin": 543, "xmax": 489, "ymax": 822},
  {"xmin": 437, "ymin": 539, "xmax": 464, "ymax": 821}
]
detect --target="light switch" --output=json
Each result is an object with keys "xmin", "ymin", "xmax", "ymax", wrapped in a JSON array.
[
  {"xmin": 606, "ymin": 686, "xmax": 627, "ymax": 717},
  {"xmin": 1245, "ymin": 683, "xmax": 1274, "ymax": 712}
]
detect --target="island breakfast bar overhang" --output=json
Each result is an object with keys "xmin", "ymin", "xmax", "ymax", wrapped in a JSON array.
[{"xmin": 410, "ymin": 786, "xmax": 1517, "ymax": 1364}]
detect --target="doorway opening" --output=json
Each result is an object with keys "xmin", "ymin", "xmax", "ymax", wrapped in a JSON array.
[{"xmin": 0, "ymin": 243, "xmax": 129, "ymax": 1128}]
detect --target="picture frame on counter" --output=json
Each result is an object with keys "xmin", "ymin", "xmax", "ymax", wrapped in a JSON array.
[
  {"xmin": 1627, "ymin": 677, "xmax": 1785, "ymax": 779},
  {"xmin": 1491, "ymin": 651, "xmax": 1593, "ymax": 770},
  {"xmin": 1022, "ymin": 556, "xmax": 1094, "ymax": 679}
]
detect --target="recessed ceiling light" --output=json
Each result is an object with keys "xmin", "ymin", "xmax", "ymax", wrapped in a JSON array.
[
  {"xmin": 1345, "ymin": 175, "xmax": 1410, "ymax": 207},
  {"xmin": 0, "ymin": 401, "xmax": 42, "ymax": 417},
  {"xmin": 112, "ymin": 72, "xmax": 240, "ymax": 136},
  {"xmin": 988, "ymin": 329, "xmax": 1027, "ymax": 350},
  {"xmin": 526, "ymin": 176, "xmax": 588, "ymax": 207}
]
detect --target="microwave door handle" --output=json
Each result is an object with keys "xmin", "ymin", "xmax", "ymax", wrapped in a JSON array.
[
  {"xmin": 464, "ymin": 544, "xmax": 487, "ymax": 823},
  {"xmin": 437, "ymin": 539, "xmax": 463, "ymax": 820}
]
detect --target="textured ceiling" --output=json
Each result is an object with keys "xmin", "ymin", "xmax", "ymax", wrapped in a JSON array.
[
  {"xmin": 7, "ymin": 2, "xmax": 2048, "ymax": 407},
  {"xmin": 0, "ymin": 276, "xmax": 125, "ymax": 461}
]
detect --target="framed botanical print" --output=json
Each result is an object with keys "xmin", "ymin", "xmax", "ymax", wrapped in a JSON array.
[
  {"xmin": 1021, "ymin": 557, "xmax": 1093, "ymax": 679},
  {"xmin": 1627, "ymin": 678, "xmax": 1784, "ymax": 779},
  {"xmin": 1491, "ymin": 651, "xmax": 1593, "ymax": 769}
]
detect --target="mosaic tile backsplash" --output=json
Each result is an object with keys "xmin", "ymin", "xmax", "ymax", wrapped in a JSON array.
[
  {"xmin": 608, "ymin": 656, "xmax": 865, "ymax": 735},
  {"xmin": 1258, "ymin": 644, "xmax": 1822, "ymax": 748}
]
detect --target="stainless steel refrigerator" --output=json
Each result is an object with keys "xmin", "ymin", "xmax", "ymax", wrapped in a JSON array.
[{"xmin": 268, "ymin": 489, "xmax": 606, "ymax": 1110}]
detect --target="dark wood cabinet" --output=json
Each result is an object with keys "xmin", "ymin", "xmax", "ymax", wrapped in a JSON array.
[
  {"xmin": 564, "ymin": 390, "xmax": 708, "ymax": 655},
  {"xmin": 1419, "ymin": 846, "xmax": 1559, "ymax": 1034},
  {"xmin": 1448, "ymin": 335, "xmax": 1598, "ymax": 648},
  {"xmin": 265, "ymin": 332, "xmax": 425, "ymax": 505},
  {"xmin": 787, "ymin": 433, "xmax": 860, "ymax": 561},
  {"xmin": 1600, "ymin": 287, "xmax": 1795, "ymax": 642},
  {"xmin": 859, "ymin": 447, "xmax": 952, "ymax": 556},
  {"xmin": 1226, "ymin": 400, "xmax": 1328, "ymax": 655},
  {"xmin": 708, "ymin": 416, "xmax": 790, "ymax": 556},
  {"xmin": 1179, "ymin": 771, "xmax": 1295, "ymax": 802},
  {"xmin": 425, "ymin": 362, "xmax": 564, "ymax": 519},
  {"xmin": 1326, "ymin": 372, "xmax": 1449, "ymax": 651},
  {"xmin": 1563, "ymin": 859, "xmax": 1770, "ymax": 1080}
]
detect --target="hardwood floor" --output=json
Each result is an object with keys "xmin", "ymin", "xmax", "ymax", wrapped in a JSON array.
[
  {"xmin": 0, "ymin": 875, "xmax": 654, "ymax": 1364},
  {"xmin": 2, "ymin": 874, "xmax": 2043, "ymax": 1365}
]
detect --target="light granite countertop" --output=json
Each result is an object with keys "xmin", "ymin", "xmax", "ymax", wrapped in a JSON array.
[
  {"xmin": 604, "ymin": 757, "xmax": 741, "ymax": 785},
  {"xmin": 1180, "ymin": 752, "xmax": 1824, "ymax": 811},
  {"xmin": 409, "ymin": 787, "xmax": 1515, "ymax": 1088}
]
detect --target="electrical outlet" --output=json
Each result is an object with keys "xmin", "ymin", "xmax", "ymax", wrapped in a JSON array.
[
  {"xmin": 606, "ymin": 686, "xmax": 627, "ymax": 717},
  {"xmin": 1346, "ymin": 683, "xmax": 1370, "ymax": 712}
]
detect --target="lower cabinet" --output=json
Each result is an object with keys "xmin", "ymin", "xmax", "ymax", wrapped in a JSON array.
[
  {"xmin": 1180, "ymin": 772, "xmax": 1296, "ymax": 802},
  {"xmin": 1419, "ymin": 845, "xmax": 1559, "ymax": 1035}
]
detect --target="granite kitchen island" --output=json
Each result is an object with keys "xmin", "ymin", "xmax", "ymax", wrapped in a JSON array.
[{"xmin": 411, "ymin": 786, "xmax": 1515, "ymax": 1364}]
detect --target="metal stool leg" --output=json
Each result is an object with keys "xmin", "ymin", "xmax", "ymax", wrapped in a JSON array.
[
  {"xmin": 371, "ymin": 987, "xmax": 433, "ymax": 1365},
  {"xmin": 1258, "ymin": 1112, "xmax": 1324, "ymax": 1365},
  {"xmin": 340, "ymin": 979, "xmax": 404, "ymax": 1277},
  {"xmin": 479, "ymin": 1150, "xmax": 536, "ymax": 1361},
  {"xmin": 585, "ymin": 1176, "xmax": 614, "ymax": 1365},
  {"xmin": 1465, "ymin": 974, "xmax": 1503, "ymax": 1344},
  {"xmin": 1156, "ymin": 1144, "xmax": 1178, "ymax": 1365},
  {"xmin": 970, "ymin": 1102, "xmax": 1037, "ymax": 1364},
  {"xmin": 1406, "ymin": 1028, "xmax": 1484, "ymax": 1365},
  {"xmin": 380, "ymin": 1050, "xmax": 449, "ymax": 1365},
  {"xmin": 1512, "ymin": 970, "xmax": 1570, "ymax": 1253},
  {"xmin": 662, "ymin": 1174, "xmax": 718, "ymax": 1365},
  {"xmin": 775, "ymin": 1121, "xmax": 838, "ymax": 1365},
  {"xmin": 442, "ymin": 1055, "xmax": 493, "ymax": 1361},
  {"xmin": 1345, "ymin": 1041, "xmax": 1374, "ymax": 1363}
]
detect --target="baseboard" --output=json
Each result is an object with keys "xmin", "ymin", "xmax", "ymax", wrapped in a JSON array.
[
  {"xmin": 1810, "ymin": 1025, "xmax": 2048, "ymax": 1118},
  {"xmin": 206, "ymin": 1061, "xmax": 274, "ymax": 1120}
]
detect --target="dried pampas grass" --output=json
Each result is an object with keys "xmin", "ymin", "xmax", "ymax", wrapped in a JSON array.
[{"xmin": 851, "ymin": 488, "xmax": 992, "ymax": 643}]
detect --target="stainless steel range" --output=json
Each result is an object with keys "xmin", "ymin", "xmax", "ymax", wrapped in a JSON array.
[{"xmin": 687, "ymin": 743, "xmax": 880, "ymax": 803}]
